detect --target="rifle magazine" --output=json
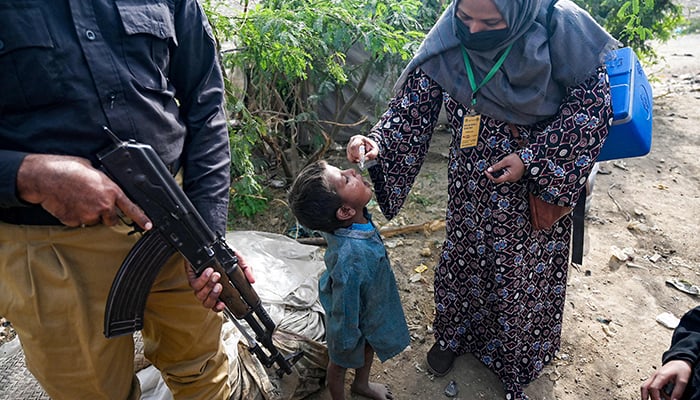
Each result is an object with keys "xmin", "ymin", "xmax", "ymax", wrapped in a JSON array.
[{"xmin": 104, "ymin": 230, "xmax": 176, "ymax": 337}]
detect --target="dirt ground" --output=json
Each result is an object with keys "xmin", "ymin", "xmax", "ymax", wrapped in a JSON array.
[
  {"xmin": 235, "ymin": 32, "xmax": 700, "ymax": 400},
  {"xmin": 1, "ymin": 20, "xmax": 698, "ymax": 400}
]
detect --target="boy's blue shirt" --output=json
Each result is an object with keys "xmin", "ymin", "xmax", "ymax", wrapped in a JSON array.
[{"xmin": 319, "ymin": 211, "xmax": 410, "ymax": 368}]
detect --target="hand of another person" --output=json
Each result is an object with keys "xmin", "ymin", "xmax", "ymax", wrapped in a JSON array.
[
  {"xmin": 346, "ymin": 135, "xmax": 379, "ymax": 164},
  {"xmin": 187, "ymin": 251, "xmax": 256, "ymax": 312},
  {"xmin": 641, "ymin": 359, "xmax": 692, "ymax": 400},
  {"xmin": 486, "ymin": 153, "xmax": 525, "ymax": 183},
  {"xmin": 16, "ymin": 154, "xmax": 152, "ymax": 230}
]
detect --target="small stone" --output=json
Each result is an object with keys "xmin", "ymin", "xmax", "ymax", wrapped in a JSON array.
[
  {"xmin": 610, "ymin": 246, "xmax": 629, "ymax": 262},
  {"xmin": 656, "ymin": 312, "xmax": 680, "ymax": 329},
  {"xmin": 444, "ymin": 380, "xmax": 459, "ymax": 397},
  {"xmin": 628, "ymin": 221, "xmax": 650, "ymax": 233},
  {"xmin": 608, "ymin": 246, "xmax": 628, "ymax": 271}
]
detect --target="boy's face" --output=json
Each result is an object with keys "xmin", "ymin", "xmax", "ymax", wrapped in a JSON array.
[{"xmin": 324, "ymin": 164, "xmax": 373, "ymax": 211}]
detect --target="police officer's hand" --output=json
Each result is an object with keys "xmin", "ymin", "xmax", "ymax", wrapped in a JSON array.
[
  {"xmin": 186, "ymin": 251, "xmax": 255, "ymax": 312},
  {"xmin": 16, "ymin": 154, "xmax": 152, "ymax": 230}
]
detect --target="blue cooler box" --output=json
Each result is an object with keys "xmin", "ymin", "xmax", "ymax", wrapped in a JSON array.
[{"xmin": 598, "ymin": 47, "xmax": 653, "ymax": 161}]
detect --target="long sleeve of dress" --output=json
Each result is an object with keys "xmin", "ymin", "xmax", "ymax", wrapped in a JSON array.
[
  {"xmin": 367, "ymin": 69, "xmax": 444, "ymax": 220},
  {"xmin": 516, "ymin": 66, "xmax": 612, "ymax": 207}
]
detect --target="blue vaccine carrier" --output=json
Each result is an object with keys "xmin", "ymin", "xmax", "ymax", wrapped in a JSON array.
[{"xmin": 598, "ymin": 47, "xmax": 653, "ymax": 161}]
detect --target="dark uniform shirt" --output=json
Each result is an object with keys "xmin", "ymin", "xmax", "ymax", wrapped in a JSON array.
[{"xmin": 0, "ymin": 0, "xmax": 230, "ymax": 233}]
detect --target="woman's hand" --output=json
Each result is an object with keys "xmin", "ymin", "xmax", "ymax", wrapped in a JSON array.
[
  {"xmin": 486, "ymin": 153, "xmax": 525, "ymax": 183},
  {"xmin": 186, "ymin": 250, "xmax": 256, "ymax": 312},
  {"xmin": 346, "ymin": 135, "xmax": 379, "ymax": 165}
]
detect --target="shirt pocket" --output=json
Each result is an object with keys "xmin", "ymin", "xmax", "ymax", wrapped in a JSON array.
[
  {"xmin": 0, "ymin": 7, "xmax": 67, "ymax": 112},
  {"xmin": 116, "ymin": 0, "xmax": 177, "ymax": 92}
]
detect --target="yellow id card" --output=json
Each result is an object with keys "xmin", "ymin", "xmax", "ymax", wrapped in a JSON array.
[{"xmin": 460, "ymin": 113, "xmax": 481, "ymax": 148}]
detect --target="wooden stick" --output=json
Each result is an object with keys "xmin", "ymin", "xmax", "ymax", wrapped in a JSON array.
[
  {"xmin": 379, "ymin": 219, "xmax": 446, "ymax": 238},
  {"xmin": 293, "ymin": 219, "xmax": 446, "ymax": 246}
]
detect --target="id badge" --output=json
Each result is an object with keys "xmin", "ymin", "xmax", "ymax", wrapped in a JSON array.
[{"xmin": 460, "ymin": 110, "xmax": 481, "ymax": 149}]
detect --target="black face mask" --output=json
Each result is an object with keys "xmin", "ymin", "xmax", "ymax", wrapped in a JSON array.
[{"xmin": 454, "ymin": 18, "xmax": 509, "ymax": 51}]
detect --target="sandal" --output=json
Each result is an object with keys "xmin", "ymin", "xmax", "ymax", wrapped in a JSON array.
[{"xmin": 426, "ymin": 342, "xmax": 456, "ymax": 377}]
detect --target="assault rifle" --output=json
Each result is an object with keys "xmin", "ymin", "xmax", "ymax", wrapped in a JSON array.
[{"xmin": 98, "ymin": 127, "xmax": 302, "ymax": 377}]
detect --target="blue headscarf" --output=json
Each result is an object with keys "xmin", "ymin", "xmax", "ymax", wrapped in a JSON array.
[{"xmin": 395, "ymin": 0, "xmax": 619, "ymax": 125}]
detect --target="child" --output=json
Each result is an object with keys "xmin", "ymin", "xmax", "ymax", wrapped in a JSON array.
[{"xmin": 288, "ymin": 160, "xmax": 410, "ymax": 400}]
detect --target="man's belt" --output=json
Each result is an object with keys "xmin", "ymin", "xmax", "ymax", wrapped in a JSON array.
[
  {"xmin": 0, "ymin": 206, "xmax": 62, "ymax": 225},
  {"xmin": 0, "ymin": 160, "xmax": 181, "ymax": 226}
]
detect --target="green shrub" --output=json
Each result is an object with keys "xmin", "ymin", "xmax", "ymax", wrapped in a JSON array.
[{"xmin": 574, "ymin": 0, "xmax": 685, "ymax": 62}]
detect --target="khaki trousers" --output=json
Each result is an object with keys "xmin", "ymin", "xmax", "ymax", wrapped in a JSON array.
[{"xmin": 0, "ymin": 222, "xmax": 231, "ymax": 399}]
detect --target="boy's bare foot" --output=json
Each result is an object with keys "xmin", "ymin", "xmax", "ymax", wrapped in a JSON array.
[{"xmin": 350, "ymin": 381, "xmax": 394, "ymax": 400}]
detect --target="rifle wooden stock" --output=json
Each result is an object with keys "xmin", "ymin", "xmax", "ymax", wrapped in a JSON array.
[{"xmin": 97, "ymin": 132, "xmax": 300, "ymax": 375}]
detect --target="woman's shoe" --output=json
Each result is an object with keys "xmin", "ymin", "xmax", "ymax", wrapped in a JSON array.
[{"xmin": 426, "ymin": 342, "xmax": 456, "ymax": 377}]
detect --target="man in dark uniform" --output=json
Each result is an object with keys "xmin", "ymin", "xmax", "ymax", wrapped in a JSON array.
[{"xmin": 0, "ymin": 1, "xmax": 234, "ymax": 398}]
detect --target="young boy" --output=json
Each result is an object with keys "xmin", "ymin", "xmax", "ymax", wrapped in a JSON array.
[{"xmin": 288, "ymin": 160, "xmax": 410, "ymax": 400}]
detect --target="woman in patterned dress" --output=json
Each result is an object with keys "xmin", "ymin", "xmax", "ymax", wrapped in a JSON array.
[{"xmin": 345, "ymin": 0, "xmax": 617, "ymax": 398}]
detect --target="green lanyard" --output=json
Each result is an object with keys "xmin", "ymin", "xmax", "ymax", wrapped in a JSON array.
[{"xmin": 461, "ymin": 44, "xmax": 513, "ymax": 107}]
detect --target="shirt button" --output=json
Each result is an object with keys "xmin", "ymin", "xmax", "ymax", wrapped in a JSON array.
[{"xmin": 85, "ymin": 30, "xmax": 96, "ymax": 40}]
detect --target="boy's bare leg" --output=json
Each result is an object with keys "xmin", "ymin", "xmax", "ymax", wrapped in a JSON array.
[
  {"xmin": 350, "ymin": 344, "xmax": 394, "ymax": 400},
  {"xmin": 327, "ymin": 360, "xmax": 347, "ymax": 400}
]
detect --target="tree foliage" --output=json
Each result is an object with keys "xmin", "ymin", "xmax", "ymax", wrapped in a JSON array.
[
  {"xmin": 574, "ymin": 0, "xmax": 685, "ymax": 61},
  {"xmin": 204, "ymin": 0, "xmax": 425, "ymax": 217},
  {"xmin": 202, "ymin": 0, "xmax": 685, "ymax": 219}
]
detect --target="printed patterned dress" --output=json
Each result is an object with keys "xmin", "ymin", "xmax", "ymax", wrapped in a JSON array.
[{"xmin": 367, "ymin": 67, "xmax": 612, "ymax": 399}]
